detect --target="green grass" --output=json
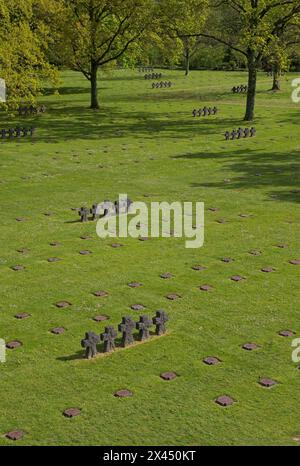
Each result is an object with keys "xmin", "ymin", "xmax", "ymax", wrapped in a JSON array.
[{"xmin": 0, "ymin": 68, "xmax": 299, "ymax": 446}]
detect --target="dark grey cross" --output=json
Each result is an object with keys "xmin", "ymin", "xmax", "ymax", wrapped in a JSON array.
[
  {"xmin": 0, "ymin": 129, "xmax": 6, "ymax": 139},
  {"xmin": 81, "ymin": 331, "xmax": 100, "ymax": 359},
  {"xmin": 153, "ymin": 310, "xmax": 168, "ymax": 335},
  {"xmin": 212, "ymin": 106, "xmax": 218, "ymax": 114},
  {"xmin": 90, "ymin": 203, "xmax": 99, "ymax": 220},
  {"xmin": 237, "ymin": 128, "xmax": 243, "ymax": 139},
  {"xmin": 231, "ymin": 130, "xmax": 237, "ymax": 140},
  {"xmin": 192, "ymin": 109, "xmax": 197, "ymax": 117},
  {"xmin": 136, "ymin": 315, "xmax": 152, "ymax": 341},
  {"xmin": 15, "ymin": 127, "xmax": 22, "ymax": 138},
  {"xmin": 250, "ymin": 127, "xmax": 256, "ymax": 137},
  {"xmin": 224, "ymin": 131, "xmax": 230, "ymax": 140},
  {"xmin": 79, "ymin": 207, "xmax": 88, "ymax": 222},
  {"xmin": 232, "ymin": 86, "xmax": 236, "ymax": 93},
  {"xmin": 101, "ymin": 326, "xmax": 118, "ymax": 352},
  {"xmin": 244, "ymin": 127, "xmax": 249, "ymax": 138},
  {"xmin": 203, "ymin": 106, "xmax": 208, "ymax": 116},
  {"xmin": 29, "ymin": 127, "xmax": 35, "ymax": 137},
  {"xmin": 118, "ymin": 316, "xmax": 135, "ymax": 347}
]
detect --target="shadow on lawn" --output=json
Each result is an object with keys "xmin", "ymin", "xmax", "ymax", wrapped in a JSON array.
[{"xmin": 176, "ymin": 147, "xmax": 300, "ymax": 204}]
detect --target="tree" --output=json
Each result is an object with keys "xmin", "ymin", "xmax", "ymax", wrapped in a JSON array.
[
  {"xmin": 185, "ymin": 0, "xmax": 300, "ymax": 120},
  {"xmin": 158, "ymin": 0, "xmax": 208, "ymax": 75},
  {"xmin": 60, "ymin": 0, "xmax": 155, "ymax": 109},
  {"xmin": 0, "ymin": 0, "xmax": 58, "ymax": 110}
]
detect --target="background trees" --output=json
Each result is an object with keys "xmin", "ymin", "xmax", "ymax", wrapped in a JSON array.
[
  {"xmin": 59, "ymin": 0, "xmax": 156, "ymax": 109},
  {"xmin": 0, "ymin": 0, "xmax": 58, "ymax": 110}
]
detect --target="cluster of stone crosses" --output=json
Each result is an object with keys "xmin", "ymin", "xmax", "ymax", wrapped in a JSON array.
[
  {"xmin": 1, "ymin": 127, "xmax": 36, "ymax": 139},
  {"xmin": 18, "ymin": 105, "xmax": 46, "ymax": 116},
  {"xmin": 138, "ymin": 66, "xmax": 154, "ymax": 72},
  {"xmin": 224, "ymin": 127, "xmax": 256, "ymax": 140},
  {"xmin": 144, "ymin": 73, "xmax": 162, "ymax": 80},
  {"xmin": 78, "ymin": 198, "xmax": 133, "ymax": 222},
  {"xmin": 232, "ymin": 85, "xmax": 248, "ymax": 93},
  {"xmin": 151, "ymin": 81, "xmax": 172, "ymax": 88},
  {"xmin": 81, "ymin": 311, "xmax": 168, "ymax": 358},
  {"xmin": 192, "ymin": 106, "xmax": 218, "ymax": 117}
]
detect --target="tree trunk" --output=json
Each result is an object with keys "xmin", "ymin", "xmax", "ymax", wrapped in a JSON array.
[
  {"xmin": 271, "ymin": 68, "xmax": 280, "ymax": 91},
  {"xmin": 185, "ymin": 50, "xmax": 190, "ymax": 76},
  {"xmin": 90, "ymin": 60, "xmax": 99, "ymax": 109},
  {"xmin": 244, "ymin": 52, "xmax": 257, "ymax": 121}
]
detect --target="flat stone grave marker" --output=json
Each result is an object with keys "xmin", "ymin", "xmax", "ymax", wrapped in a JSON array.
[
  {"xmin": 114, "ymin": 390, "xmax": 133, "ymax": 398},
  {"xmin": 222, "ymin": 258, "xmax": 234, "ymax": 263},
  {"xmin": 128, "ymin": 282, "xmax": 142, "ymax": 288},
  {"xmin": 259, "ymin": 378, "xmax": 277, "ymax": 388},
  {"xmin": 199, "ymin": 285, "xmax": 213, "ymax": 291},
  {"xmin": 289, "ymin": 259, "xmax": 300, "ymax": 265},
  {"xmin": 5, "ymin": 431, "xmax": 24, "ymax": 441},
  {"xmin": 249, "ymin": 250, "xmax": 261, "ymax": 256},
  {"xmin": 51, "ymin": 327, "xmax": 65, "ymax": 334},
  {"xmin": 93, "ymin": 290, "xmax": 108, "ymax": 297},
  {"xmin": 15, "ymin": 217, "xmax": 26, "ymax": 222},
  {"xmin": 160, "ymin": 273, "xmax": 173, "ymax": 279},
  {"xmin": 203, "ymin": 356, "xmax": 221, "ymax": 365},
  {"xmin": 242, "ymin": 342, "xmax": 259, "ymax": 350},
  {"xmin": 63, "ymin": 408, "xmax": 81, "ymax": 418},
  {"xmin": 14, "ymin": 313, "xmax": 31, "ymax": 319},
  {"xmin": 79, "ymin": 250, "xmax": 92, "ymax": 255},
  {"xmin": 55, "ymin": 301, "xmax": 71, "ymax": 308},
  {"xmin": 111, "ymin": 243, "xmax": 123, "ymax": 248},
  {"xmin": 166, "ymin": 293, "xmax": 181, "ymax": 300},
  {"xmin": 6, "ymin": 340, "xmax": 22, "ymax": 349},
  {"xmin": 230, "ymin": 275, "xmax": 245, "ymax": 282},
  {"xmin": 80, "ymin": 235, "xmax": 92, "ymax": 240},
  {"xmin": 130, "ymin": 304, "xmax": 145, "ymax": 311},
  {"xmin": 215, "ymin": 395, "xmax": 234, "ymax": 407},
  {"xmin": 17, "ymin": 248, "xmax": 30, "ymax": 253},
  {"xmin": 49, "ymin": 242, "xmax": 60, "ymax": 246},
  {"xmin": 160, "ymin": 371, "xmax": 177, "ymax": 380},
  {"xmin": 216, "ymin": 218, "xmax": 226, "ymax": 224},
  {"xmin": 261, "ymin": 267, "xmax": 274, "ymax": 272},
  {"xmin": 47, "ymin": 257, "xmax": 61, "ymax": 262},
  {"xmin": 11, "ymin": 265, "xmax": 25, "ymax": 271},
  {"xmin": 93, "ymin": 315, "xmax": 109, "ymax": 322},
  {"xmin": 192, "ymin": 265, "xmax": 206, "ymax": 271},
  {"xmin": 278, "ymin": 330, "xmax": 295, "ymax": 337},
  {"xmin": 276, "ymin": 244, "xmax": 288, "ymax": 248},
  {"xmin": 139, "ymin": 237, "xmax": 149, "ymax": 241}
]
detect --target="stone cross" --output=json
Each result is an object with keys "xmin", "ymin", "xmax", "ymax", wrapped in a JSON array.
[
  {"xmin": 81, "ymin": 331, "xmax": 100, "ymax": 359},
  {"xmin": 118, "ymin": 316, "xmax": 135, "ymax": 347},
  {"xmin": 101, "ymin": 326, "xmax": 118, "ymax": 352},
  {"xmin": 79, "ymin": 207, "xmax": 89, "ymax": 222},
  {"xmin": 153, "ymin": 310, "xmax": 168, "ymax": 335},
  {"xmin": 136, "ymin": 315, "xmax": 152, "ymax": 341},
  {"xmin": 250, "ymin": 127, "xmax": 256, "ymax": 137}
]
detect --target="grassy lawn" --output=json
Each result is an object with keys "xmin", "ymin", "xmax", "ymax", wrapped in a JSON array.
[{"xmin": 0, "ymin": 68, "xmax": 299, "ymax": 446}]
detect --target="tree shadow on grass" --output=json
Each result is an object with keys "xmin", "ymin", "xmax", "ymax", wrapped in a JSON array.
[{"xmin": 175, "ymin": 147, "xmax": 300, "ymax": 204}]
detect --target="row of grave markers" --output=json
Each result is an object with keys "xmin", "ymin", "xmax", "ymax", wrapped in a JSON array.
[
  {"xmin": 151, "ymin": 81, "xmax": 172, "ymax": 88},
  {"xmin": 1, "ymin": 127, "xmax": 36, "ymax": 139},
  {"xmin": 145, "ymin": 73, "xmax": 162, "ymax": 80},
  {"xmin": 18, "ymin": 105, "xmax": 46, "ymax": 116},
  {"xmin": 192, "ymin": 106, "xmax": 218, "ymax": 117},
  {"xmin": 79, "ymin": 198, "xmax": 133, "ymax": 222},
  {"xmin": 232, "ymin": 85, "xmax": 248, "ymax": 93},
  {"xmin": 81, "ymin": 311, "xmax": 168, "ymax": 358},
  {"xmin": 225, "ymin": 127, "xmax": 256, "ymax": 140}
]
